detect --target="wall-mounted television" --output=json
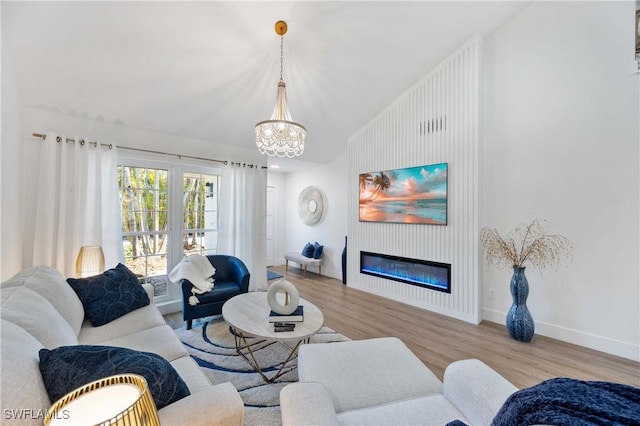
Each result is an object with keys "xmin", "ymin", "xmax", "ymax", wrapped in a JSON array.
[{"xmin": 359, "ymin": 162, "xmax": 448, "ymax": 225}]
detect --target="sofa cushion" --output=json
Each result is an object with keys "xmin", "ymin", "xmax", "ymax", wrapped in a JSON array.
[
  {"xmin": 0, "ymin": 286, "xmax": 78, "ymax": 348},
  {"xmin": 2, "ymin": 266, "xmax": 85, "ymax": 335},
  {"xmin": 39, "ymin": 345, "xmax": 190, "ymax": 409},
  {"xmin": 67, "ymin": 263, "xmax": 150, "ymax": 327},
  {"xmin": 0, "ymin": 320, "xmax": 51, "ymax": 425},
  {"xmin": 91, "ymin": 325, "xmax": 189, "ymax": 362},
  {"xmin": 77, "ymin": 303, "xmax": 166, "ymax": 345}
]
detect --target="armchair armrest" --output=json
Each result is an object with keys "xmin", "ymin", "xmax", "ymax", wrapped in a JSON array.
[
  {"xmin": 280, "ymin": 382, "xmax": 339, "ymax": 426},
  {"xmin": 443, "ymin": 359, "xmax": 518, "ymax": 426},
  {"xmin": 227, "ymin": 256, "xmax": 251, "ymax": 293}
]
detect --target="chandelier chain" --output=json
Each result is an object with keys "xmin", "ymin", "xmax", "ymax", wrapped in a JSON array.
[{"xmin": 279, "ymin": 35, "xmax": 284, "ymax": 82}]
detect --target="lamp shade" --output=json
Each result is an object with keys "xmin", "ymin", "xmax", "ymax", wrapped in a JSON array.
[
  {"xmin": 75, "ymin": 246, "xmax": 105, "ymax": 278},
  {"xmin": 45, "ymin": 374, "xmax": 159, "ymax": 426}
]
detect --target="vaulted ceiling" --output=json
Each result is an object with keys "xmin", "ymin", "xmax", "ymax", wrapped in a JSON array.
[{"xmin": 3, "ymin": 1, "xmax": 528, "ymax": 170}]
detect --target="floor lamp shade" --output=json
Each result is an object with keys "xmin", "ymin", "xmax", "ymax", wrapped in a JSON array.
[
  {"xmin": 75, "ymin": 246, "xmax": 105, "ymax": 278},
  {"xmin": 45, "ymin": 374, "xmax": 160, "ymax": 426}
]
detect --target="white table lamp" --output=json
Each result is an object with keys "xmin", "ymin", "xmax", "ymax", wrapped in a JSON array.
[{"xmin": 75, "ymin": 246, "xmax": 105, "ymax": 278}]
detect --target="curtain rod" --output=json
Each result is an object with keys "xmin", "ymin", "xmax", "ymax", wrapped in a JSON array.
[{"xmin": 32, "ymin": 132, "xmax": 268, "ymax": 169}]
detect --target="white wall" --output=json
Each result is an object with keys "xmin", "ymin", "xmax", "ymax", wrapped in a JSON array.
[
  {"xmin": 482, "ymin": 1, "xmax": 639, "ymax": 360},
  {"xmin": 282, "ymin": 151, "xmax": 349, "ymax": 280},
  {"xmin": 1, "ymin": 40, "xmax": 24, "ymax": 280}
]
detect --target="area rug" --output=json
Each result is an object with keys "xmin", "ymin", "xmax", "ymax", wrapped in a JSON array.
[
  {"xmin": 267, "ymin": 270, "xmax": 283, "ymax": 281},
  {"xmin": 175, "ymin": 319, "xmax": 349, "ymax": 425}
]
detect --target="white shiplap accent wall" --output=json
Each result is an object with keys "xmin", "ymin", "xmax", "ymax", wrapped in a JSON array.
[{"xmin": 347, "ymin": 35, "xmax": 482, "ymax": 324}]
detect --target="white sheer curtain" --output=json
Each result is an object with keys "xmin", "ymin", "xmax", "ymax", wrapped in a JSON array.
[
  {"xmin": 218, "ymin": 164, "xmax": 267, "ymax": 292},
  {"xmin": 31, "ymin": 133, "xmax": 122, "ymax": 277}
]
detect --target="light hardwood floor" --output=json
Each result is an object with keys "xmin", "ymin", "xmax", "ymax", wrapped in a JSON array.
[{"xmin": 167, "ymin": 265, "xmax": 640, "ymax": 390}]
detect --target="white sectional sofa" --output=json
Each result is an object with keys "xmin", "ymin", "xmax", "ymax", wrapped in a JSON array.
[
  {"xmin": 0, "ymin": 266, "xmax": 243, "ymax": 425},
  {"xmin": 280, "ymin": 337, "xmax": 518, "ymax": 425}
]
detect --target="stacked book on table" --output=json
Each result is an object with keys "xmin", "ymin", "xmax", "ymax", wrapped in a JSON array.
[
  {"xmin": 269, "ymin": 305, "xmax": 303, "ymax": 322},
  {"xmin": 270, "ymin": 306, "xmax": 303, "ymax": 331}
]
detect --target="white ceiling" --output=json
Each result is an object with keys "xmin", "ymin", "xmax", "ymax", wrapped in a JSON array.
[{"xmin": 3, "ymin": 1, "xmax": 528, "ymax": 171}]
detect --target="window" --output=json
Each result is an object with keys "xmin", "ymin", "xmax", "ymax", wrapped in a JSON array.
[
  {"xmin": 119, "ymin": 166, "xmax": 169, "ymax": 295},
  {"xmin": 182, "ymin": 172, "xmax": 220, "ymax": 258},
  {"xmin": 117, "ymin": 160, "xmax": 221, "ymax": 306}
]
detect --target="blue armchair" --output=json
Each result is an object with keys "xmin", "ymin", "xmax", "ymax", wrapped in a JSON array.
[{"xmin": 181, "ymin": 255, "xmax": 251, "ymax": 329}]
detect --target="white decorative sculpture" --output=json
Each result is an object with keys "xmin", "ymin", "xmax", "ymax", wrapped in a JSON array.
[{"xmin": 267, "ymin": 278, "xmax": 300, "ymax": 315}]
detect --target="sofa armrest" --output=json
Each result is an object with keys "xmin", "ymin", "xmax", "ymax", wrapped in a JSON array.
[
  {"xmin": 443, "ymin": 359, "xmax": 518, "ymax": 426},
  {"xmin": 142, "ymin": 284, "xmax": 155, "ymax": 304},
  {"xmin": 280, "ymin": 382, "xmax": 339, "ymax": 426},
  {"xmin": 157, "ymin": 382, "xmax": 243, "ymax": 426}
]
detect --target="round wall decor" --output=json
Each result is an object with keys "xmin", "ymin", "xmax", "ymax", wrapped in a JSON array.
[{"xmin": 297, "ymin": 186, "xmax": 325, "ymax": 226}]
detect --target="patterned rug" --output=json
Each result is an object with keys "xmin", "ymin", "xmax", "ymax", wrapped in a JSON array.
[
  {"xmin": 267, "ymin": 270, "xmax": 283, "ymax": 281},
  {"xmin": 174, "ymin": 318, "xmax": 349, "ymax": 425}
]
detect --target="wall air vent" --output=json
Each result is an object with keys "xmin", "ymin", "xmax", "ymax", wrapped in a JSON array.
[{"xmin": 420, "ymin": 116, "xmax": 447, "ymax": 136}]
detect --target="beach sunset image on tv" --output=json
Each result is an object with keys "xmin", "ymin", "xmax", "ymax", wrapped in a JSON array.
[{"xmin": 359, "ymin": 163, "xmax": 448, "ymax": 225}]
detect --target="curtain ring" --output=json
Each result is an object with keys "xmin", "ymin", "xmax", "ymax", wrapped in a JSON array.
[
  {"xmin": 56, "ymin": 136, "xmax": 62, "ymax": 143},
  {"xmin": 79, "ymin": 139, "xmax": 85, "ymax": 146},
  {"xmin": 108, "ymin": 144, "xmax": 113, "ymax": 149}
]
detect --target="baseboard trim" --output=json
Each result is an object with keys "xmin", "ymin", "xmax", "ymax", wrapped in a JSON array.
[{"xmin": 482, "ymin": 308, "xmax": 639, "ymax": 362}]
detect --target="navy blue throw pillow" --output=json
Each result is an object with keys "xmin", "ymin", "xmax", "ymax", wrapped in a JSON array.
[
  {"xmin": 302, "ymin": 242, "xmax": 314, "ymax": 258},
  {"xmin": 39, "ymin": 345, "xmax": 190, "ymax": 409},
  {"xmin": 67, "ymin": 263, "xmax": 150, "ymax": 326},
  {"xmin": 312, "ymin": 242, "xmax": 324, "ymax": 259}
]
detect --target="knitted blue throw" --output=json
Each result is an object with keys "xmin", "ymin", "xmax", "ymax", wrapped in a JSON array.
[{"xmin": 490, "ymin": 378, "xmax": 640, "ymax": 426}]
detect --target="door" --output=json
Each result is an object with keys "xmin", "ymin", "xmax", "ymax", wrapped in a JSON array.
[{"xmin": 266, "ymin": 186, "xmax": 275, "ymax": 266}]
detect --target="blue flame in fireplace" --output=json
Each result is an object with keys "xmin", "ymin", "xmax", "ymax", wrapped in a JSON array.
[{"xmin": 360, "ymin": 252, "xmax": 450, "ymax": 293}]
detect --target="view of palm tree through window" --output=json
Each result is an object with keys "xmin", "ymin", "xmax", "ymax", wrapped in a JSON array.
[{"xmin": 118, "ymin": 166, "xmax": 220, "ymax": 298}]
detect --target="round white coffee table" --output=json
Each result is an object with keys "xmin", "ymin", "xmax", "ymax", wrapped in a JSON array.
[{"xmin": 222, "ymin": 292, "xmax": 324, "ymax": 382}]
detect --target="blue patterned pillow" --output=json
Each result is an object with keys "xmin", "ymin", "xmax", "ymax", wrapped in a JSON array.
[
  {"xmin": 312, "ymin": 242, "xmax": 324, "ymax": 259},
  {"xmin": 39, "ymin": 345, "xmax": 190, "ymax": 409},
  {"xmin": 302, "ymin": 242, "xmax": 314, "ymax": 258},
  {"xmin": 67, "ymin": 263, "xmax": 150, "ymax": 326}
]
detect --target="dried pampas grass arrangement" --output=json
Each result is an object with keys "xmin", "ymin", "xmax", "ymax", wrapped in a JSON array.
[{"xmin": 480, "ymin": 219, "xmax": 572, "ymax": 271}]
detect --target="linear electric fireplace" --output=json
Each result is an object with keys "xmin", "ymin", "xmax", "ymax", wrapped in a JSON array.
[{"xmin": 360, "ymin": 251, "xmax": 451, "ymax": 293}]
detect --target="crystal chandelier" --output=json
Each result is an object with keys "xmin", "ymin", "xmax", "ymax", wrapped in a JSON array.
[{"xmin": 255, "ymin": 21, "xmax": 306, "ymax": 158}]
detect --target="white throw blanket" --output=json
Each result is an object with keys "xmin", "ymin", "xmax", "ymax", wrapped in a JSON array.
[{"xmin": 169, "ymin": 255, "xmax": 216, "ymax": 306}]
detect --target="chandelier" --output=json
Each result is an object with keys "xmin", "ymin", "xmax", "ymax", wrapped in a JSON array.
[{"xmin": 255, "ymin": 21, "xmax": 306, "ymax": 158}]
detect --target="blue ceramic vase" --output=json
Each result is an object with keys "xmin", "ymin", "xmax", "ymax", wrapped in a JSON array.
[{"xmin": 506, "ymin": 266, "xmax": 535, "ymax": 342}]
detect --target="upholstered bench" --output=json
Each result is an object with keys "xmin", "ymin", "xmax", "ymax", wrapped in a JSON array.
[{"xmin": 284, "ymin": 252, "xmax": 323, "ymax": 277}]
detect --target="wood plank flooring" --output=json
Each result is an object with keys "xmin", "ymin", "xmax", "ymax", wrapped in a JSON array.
[
  {"xmin": 268, "ymin": 265, "xmax": 639, "ymax": 389},
  {"xmin": 166, "ymin": 266, "xmax": 639, "ymax": 390}
]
